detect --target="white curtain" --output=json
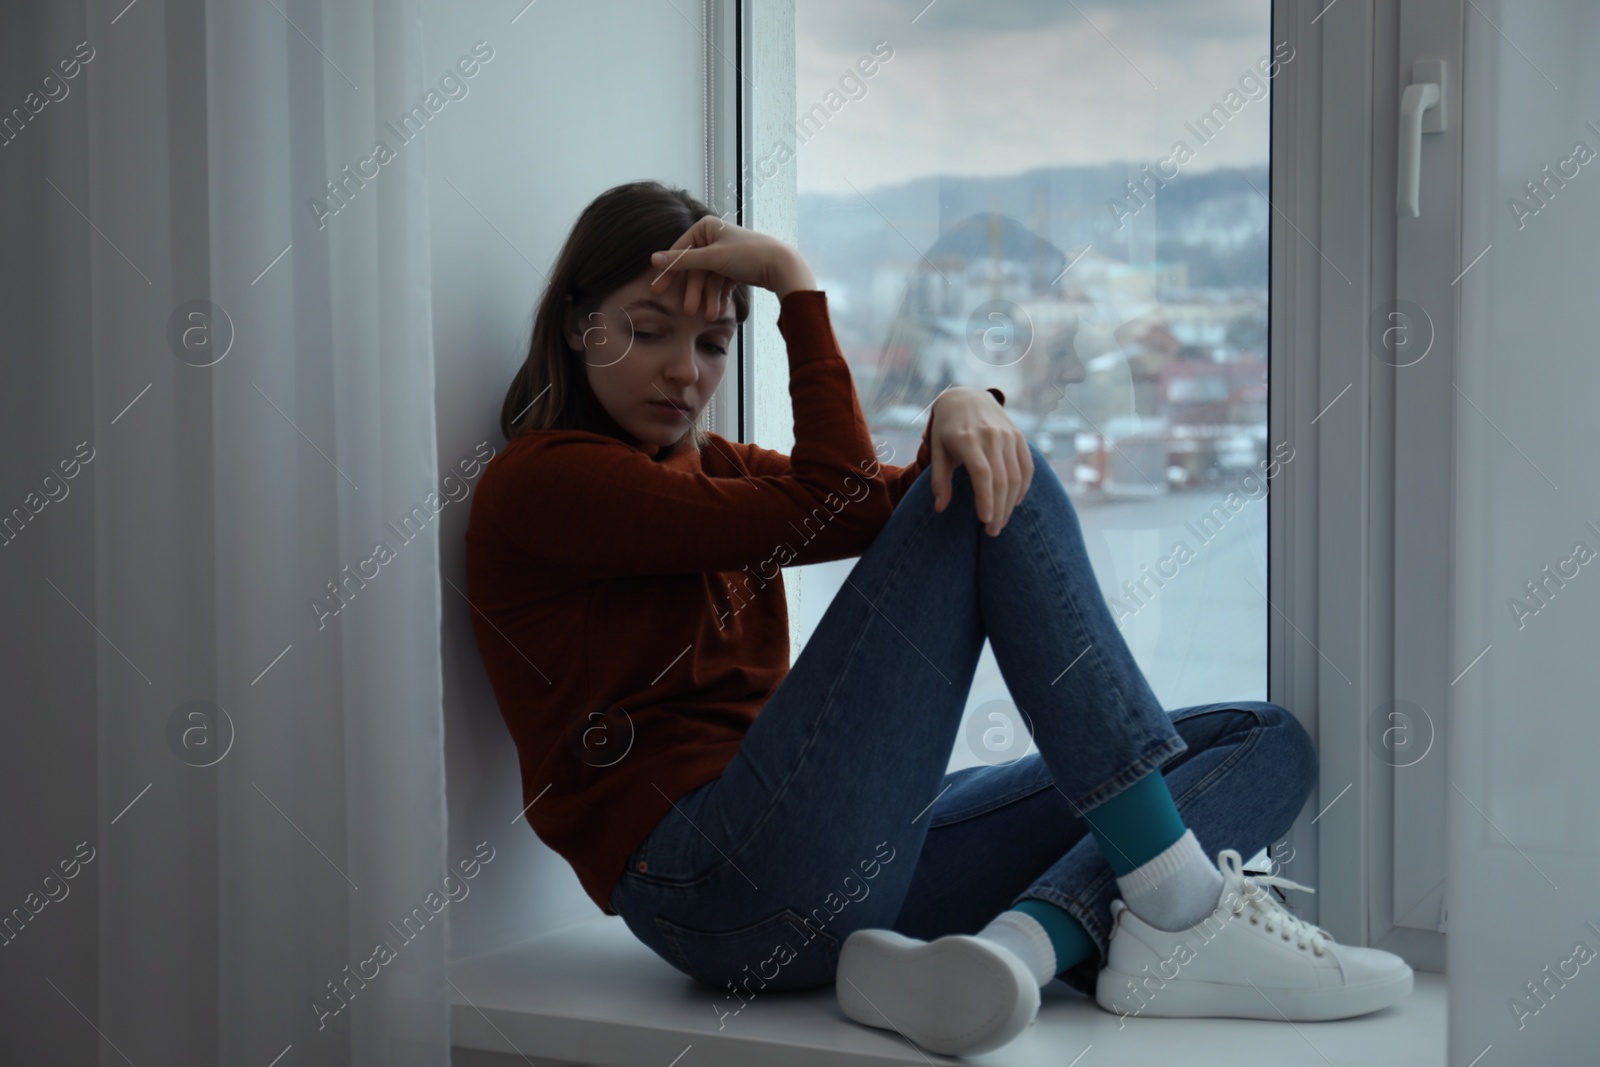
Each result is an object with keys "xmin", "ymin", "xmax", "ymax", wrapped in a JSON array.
[{"xmin": 1, "ymin": 2, "xmax": 450, "ymax": 1064}]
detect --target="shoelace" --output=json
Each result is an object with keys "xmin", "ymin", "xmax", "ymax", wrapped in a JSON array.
[{"xmin": 1218, "ymin": 848, "xmax": 1330, "ymax": 957}]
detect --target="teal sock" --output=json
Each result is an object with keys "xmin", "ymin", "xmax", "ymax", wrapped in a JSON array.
[
  {"xmin": 1012, "ymin": 898, "xmax": 1097, "ymax": 976},
  {"xmin": 990, "ymin": 771, "xmax": 1192, "ymax": 981},
  {"xmin": 1081, "ymin": 768, "xmax": 1187, "ymax": 877}
]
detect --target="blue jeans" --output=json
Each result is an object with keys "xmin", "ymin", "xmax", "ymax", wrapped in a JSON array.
[{"xmin": 609, "ymin": 442, "xmax": 1319, "ymax": 1003}]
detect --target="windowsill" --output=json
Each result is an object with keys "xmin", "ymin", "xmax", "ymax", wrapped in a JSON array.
[{"xmin": 448, "ymin": 915, "xmax": 1447, "ymax": 1066}]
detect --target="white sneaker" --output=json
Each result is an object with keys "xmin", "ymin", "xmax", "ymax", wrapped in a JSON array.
[
  {"xmin": 836, "ymin": 928, "xmax": 1041, "ymax": 1056},
  {"xmin": 1095, "ymin": 848, "xmax": 1414, "ymax": 1023}
]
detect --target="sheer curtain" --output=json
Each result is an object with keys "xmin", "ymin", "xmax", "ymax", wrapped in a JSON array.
[{"xmin": 1, "ymin": 2, "xmax": 450, "ymax": 1064}]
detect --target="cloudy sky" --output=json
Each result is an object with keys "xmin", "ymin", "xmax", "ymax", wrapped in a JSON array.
[{"xmin": 794, "ymin": 0, "xmax": 1278, "ymax": 195}]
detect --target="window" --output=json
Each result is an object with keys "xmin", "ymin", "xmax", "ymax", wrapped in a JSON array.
[{"xmin": 788, "ymin": 1, "xmax": 1279, "ymax": 770}]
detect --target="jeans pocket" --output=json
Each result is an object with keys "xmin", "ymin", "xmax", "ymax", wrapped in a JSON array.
[
  {"xmin": 618, "ymin": 778, "xmax": 730, "ymax": 890},
  {"xmin": 653, "ymin": 907, "xmax": 843, "ymax": 993}
]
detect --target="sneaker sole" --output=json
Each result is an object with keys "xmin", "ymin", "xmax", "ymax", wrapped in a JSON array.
[
  {"xmin": 836, "ymin": 930, "xmax": 1040, "ymax": 1056},
  {"xmin": 1095, "ymin": 965, "xmax": 1414, "ymax": 1022}
]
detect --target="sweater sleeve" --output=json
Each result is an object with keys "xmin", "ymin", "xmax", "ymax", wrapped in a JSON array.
[
  {"xmin": 485, "ymin": 290, "xmax": 916, "ymax": 579},
  {"xmin": 721, "ymin": 387, "xmax": 1006, "ymax": 485}
]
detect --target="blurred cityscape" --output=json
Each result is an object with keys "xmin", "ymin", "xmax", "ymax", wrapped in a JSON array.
[
  {"xmin": 799, "ymin": 163, "xmax": 1269, "ymax": 502},
  {"xmin": 793, "ymin": 163, "xmax": 1272, "ymax": 729}
]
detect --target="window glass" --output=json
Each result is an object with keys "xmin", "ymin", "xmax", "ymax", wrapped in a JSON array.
[{"xmin": 789, "ymin": 1, "xmax": 1278, "ymax": 770}]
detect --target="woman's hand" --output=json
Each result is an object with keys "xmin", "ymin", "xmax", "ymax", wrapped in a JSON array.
[
  {"xmin": 648, "ymin": 216, "xmax": 815, "ymax": 320},
  {"xmin": 928, "ymin": 388, "xmax": 1034, "ymax": 537}
]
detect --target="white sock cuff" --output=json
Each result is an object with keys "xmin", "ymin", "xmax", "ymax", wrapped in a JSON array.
[
  {"xmin": 1122, "ymin": 827, "xmax": 1209, "ymax": 891},
  {"xmin": 978, "ymin": 909, "xmax": 1056, "ymax": 987}
]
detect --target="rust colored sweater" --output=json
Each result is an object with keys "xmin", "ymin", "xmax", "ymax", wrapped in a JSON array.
[{"xmin": 464, "ymin": 290, "xmax": 1004, "ymax": 914}]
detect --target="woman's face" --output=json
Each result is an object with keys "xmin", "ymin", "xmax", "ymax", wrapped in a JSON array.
[{"xmin": 565, "ymin": 266, "xmax": 734, "ymax": 452}]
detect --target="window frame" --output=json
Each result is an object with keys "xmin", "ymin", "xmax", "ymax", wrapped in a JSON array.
[{"xmin": 727, "ymin": 0, "xmax": 1448, "ymax": 970}]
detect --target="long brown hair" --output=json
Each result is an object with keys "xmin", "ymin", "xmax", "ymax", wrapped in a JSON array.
[{"xmin": 499, "ymin": 180, "xmax": 751, "ymax": 449}]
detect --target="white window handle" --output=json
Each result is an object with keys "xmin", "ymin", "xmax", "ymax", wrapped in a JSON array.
[{"xmin": 1398, "ymin": 59, "xmax": 1447, "ymax": 217}]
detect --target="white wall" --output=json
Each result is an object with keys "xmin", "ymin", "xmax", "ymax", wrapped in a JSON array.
[
  {"xmin": 1449, "ymin": 1, "xmax": 1600, "ymax": 1059},
  {"xmin": 419, "ymin": 0, "xmax": 712, "ymax": 963}
]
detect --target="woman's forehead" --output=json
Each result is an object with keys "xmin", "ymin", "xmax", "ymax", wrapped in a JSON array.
[{"xmin": 616, "ymin": 270, "xmax": 733, "ymax": 326}]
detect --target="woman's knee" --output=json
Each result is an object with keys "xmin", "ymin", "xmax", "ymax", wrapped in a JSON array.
[
  {"xmin": 907, "ymin": 440, "xmax": 1059, "ymax": 518},
  {"xmin": 1256, "ymin": 701, "xmax": 1319, "ymax": 802},
  {"xmin": 1023, "ymin": 439, "xmax": 1051, "ymax": 489},
  {"xmin": 1013, "ymin": 439, "xmax": 1074, "ymax": 514}
]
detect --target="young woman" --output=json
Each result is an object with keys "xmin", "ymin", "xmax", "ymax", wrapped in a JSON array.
[{"xmin": 464, "ymin": 180, "xmax": 1414, "ymax": 1057}]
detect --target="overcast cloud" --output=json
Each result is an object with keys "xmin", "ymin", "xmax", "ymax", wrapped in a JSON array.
[{"xmin": 795, "ymin": 0, "xmax": 1276, "ymax": 195}]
